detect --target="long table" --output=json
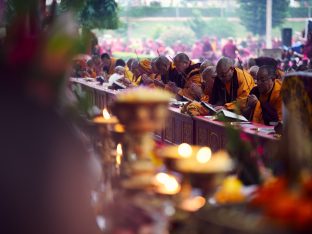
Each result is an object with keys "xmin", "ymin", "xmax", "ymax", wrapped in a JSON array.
[{"xmin": 70, "ymin": 78, "xmax": 279, "ymax": 153}]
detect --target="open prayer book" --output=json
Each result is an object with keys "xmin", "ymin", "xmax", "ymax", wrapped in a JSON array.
[{"xmin": 201, "ymin": 102, "xmax": 248, "ymax": 122}]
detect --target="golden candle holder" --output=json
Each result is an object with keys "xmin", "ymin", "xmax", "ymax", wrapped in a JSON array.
[
  {"xmin": 157, "ymin": 144, "xmax": 234, "ymax": 198},
  {"xmin": 107, "ymin": 87, "xmax": 173, "ymax": 197},
  {"xmin": 111, "ymin": 88, "xmax": 172, "ymax": 180},
  {"xmin": 92, "ymin": 108, "xmax": 119, "ymax": 165}
]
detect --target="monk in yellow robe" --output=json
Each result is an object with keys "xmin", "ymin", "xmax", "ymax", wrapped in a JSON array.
[
  {"xmin": 182, "ymin": 66, "xmax": 217, "ymax": 116},
  {"xmin": 210, "ymin": 57, "xmax": 255, "ymax": 111},
  {"xmin": 126, "ymin": 58, "xmax": 160, "ymax": 87},
  {"xmin": 101, "ymin": 53, "xmax": 116, "ymax": 76},
  {"xmin": 244, "ymin": 65, "xmax": 282, "ymax": 125},
  {"xmin": 150, "ymin": 57, "xmax": 161, "ymax": 82},
  {"xmin": 86, "ymin": 59, "xmax": 97, "ymax": 78},
  {"xmin": 153, "ymin": 55, "xmax": 175, "ymax": 88},
  {"xmin": 126, "ymin": 59, "xmax": 152, "ymax": 86},
  {"xmin": 169, "ymin": 53, "xmax": 201, "ymax": 100},
  {"xmin": 124, "ymin": 58, "xmax": 135, "ymax": 84}
]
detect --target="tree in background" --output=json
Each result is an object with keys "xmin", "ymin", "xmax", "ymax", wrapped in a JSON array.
[
  {"xmin": 187, "ymin": 10, "xmax": 235, "ymax": 39},
  {"xmin": 187, "ymin": 10, "xmax": 207, "ymax": 38},
  {"xmin": 59, "ymin": 0, "xmax": 119, "ymax": 30},
  {"xmin": 295, "ymin": 0, "xmax": 312, "ymax": 7},
  {"xmin": 5, "ymin": 0, "xmax": 119, "ymax": 32},
  {"xmin": 238, "ymin": 0, "xmax": 290, "ymax": 36}
]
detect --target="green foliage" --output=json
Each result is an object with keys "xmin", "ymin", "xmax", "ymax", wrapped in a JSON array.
[
  {"xmin": 238, "ymin": 0, "xmax": 290, "ymax": 36},
  {"xmin": 60, "ymin": 0, "xmax": 119, "ymax": 30},
  {"xmin": 5, "ymin": 0, "xmax": 39, "ymax": 24},
  {"xmin": 205, "ymin": 18, "xmax": 236, "ymax": 38},
  {"xmin": 188, "ymin": 12, "xmax": 236, "ymax": 39},
  {"xmin": 114, "ymin": 20, "xmax": 128, "ymax": 38},
  {"xmin": 160, "ymin": 26, "xmax": 195, "ymax": 46},
  {"xmin": 187, "ymin": 10, "xmax": 207, "ymax": 38},
  {"xmin": 289, "ymin": 7, "xmax": 312, "ymax": 17}
]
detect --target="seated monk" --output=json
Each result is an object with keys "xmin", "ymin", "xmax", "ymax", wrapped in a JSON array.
[
  {"xmin": 72, "ymin": 59, "xmax": 89, "ymax": 78},
  {"xmin": 150, "ymin": 57, "xmax": 161, "ymax": 83},
  {"xmin": 129, "ymin": 58, "xmax": 161, "ymax": 88},
  {"xmin": 254, "ymin": 56, "xmax": 284, "ymax": 80},
  {"xmin": 86, "ymin": 59, "xmax": 97, "ymax": 78},
  {"xmin": 182, "ymin": 66, "xmax": 217, "ymax": 116},
  {"xmin": 210, "ymin": 57, "xmax": 255, "ymax": 111},
  {"xmin": 199, "ymin": 60, "xmax": 214, "ymax": 73},
  {"xmin": 124, "ymin": 58, "xmax": 135, "ymax": 84},
  {"xmin": 128, "ymin": 59, "xmax": 154, "ymax": 86},
  {"xmin": 108, "ymin": 66, "xmax": 135, "ymax": 89},
  {"xmin": 91, "ymin": 54, "xmax": 104, "ymax": 77},
  {"xmin": 101, "ymin": 53, "xmax": 116, "ymax": 76},
  {"xmin": 115, "ymin": 58, "xmax": 126, "ymax": 67},
  {"xmin": 108, "ymin": 66, "xmax": 125, "ymax": 86},
  {"xmin": 243, "ymin": 65, "xmax": 282, "ymax": 125},
  {"xmin": 169, "ymin": 53, "xmax": 201, "ymax": 100},
  {"xmin": 154, "ymin": 55, "xmax": 192, "ymax": 90},
  {"xmin": 140, "ymin": 57, "xmax": 162, "ymax": 88}
]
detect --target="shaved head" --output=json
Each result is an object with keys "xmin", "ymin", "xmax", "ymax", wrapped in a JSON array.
[
  {"xmin": 200, "ymin": 60, "xmax": 214, "ymax": 73},
  {"xmin": 216, "ymin": 57, "xmax": 234, "ymax": 72},
  {"xmin": 174, "ymin": 53, "xmax": 190, "ymax": 73},
  {"xmin": 216, "ymin": 57, "xmax": 235, "ymax": 83},
  {"xmin": 130, "ymin": 59, "xmax": 139, "ymax": 70},
  {"xmin": 155, "ymin": 55, "xmax": 170, "ymax": 75},
  {"xmin": 173, "ymin": 53, "xmax": 190, "ymax": 64},
  {"xmin": 202, "ymin": 66, "xmax": 216, "ymax": 81}
]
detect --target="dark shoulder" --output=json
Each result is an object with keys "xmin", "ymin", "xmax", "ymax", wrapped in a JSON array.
[
  {"xmin": 186, "ymin": 63, "xmax": 201, "ymax": 74},
  {"xmin": 250, "ymin": 86, "xmax": 260, "ymax": 98}
]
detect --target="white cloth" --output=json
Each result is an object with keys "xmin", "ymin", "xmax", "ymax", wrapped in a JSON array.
[{"xmin": 108, "ymin": 73, "xmax": 123, "ymax": 86}]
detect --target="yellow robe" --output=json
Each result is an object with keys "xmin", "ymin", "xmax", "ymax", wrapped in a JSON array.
[
  {"xmin": 225, "ymin": 68, "xmax": 255, "ymax": 110},
  {"xmin": 252, "ymin": 79, "xmax": 282, "ymax": 124},
  {"xmin": 128, "ymin": 59, "xmax": 154, "ymax": 86},
  {"xmin": 124, "ymin": 66, "xmax": 141, "ymax": 86},
  {"xmin": 177, "ymin": 66, "xmax": 202, "ymax": 100},
  {"xmin": 108, "ymin": 58, "xmax": 117, "ymax": 75}
]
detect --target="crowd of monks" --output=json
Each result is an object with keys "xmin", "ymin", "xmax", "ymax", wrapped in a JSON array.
[{"xmin": 72, "ymin": 53, "xmax": 283, "ymax": 126}]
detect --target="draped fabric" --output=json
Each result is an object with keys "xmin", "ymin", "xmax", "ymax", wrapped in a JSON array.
[
  {"xmin": 177, "ymin": 62, "xmax": 202, "ymax": 100},
  {"xmin": 211, "ymin": 68, "xmax": 255, "ymax": 110},
  {"xmin": 251, "ymin": 79, "xmax": 283, "ymax": 125}
]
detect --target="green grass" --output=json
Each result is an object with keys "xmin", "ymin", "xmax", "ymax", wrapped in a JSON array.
[{"xmin": 100, "ymin": 19, "xmax": 306, "ymax": 40}]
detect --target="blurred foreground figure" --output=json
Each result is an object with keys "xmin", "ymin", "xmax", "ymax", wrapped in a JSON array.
[
  {"xmin": 0, "ymin": 97, "xmax": 98, "ymax": 234},
  {"xmin": 0, "ymin": 2, "xmax": 98, "ymax": 233}
]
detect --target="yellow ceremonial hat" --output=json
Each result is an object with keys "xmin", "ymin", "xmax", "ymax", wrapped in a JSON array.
[{"xmin": 139, "ymin": 59, "xmax": 152, "ymax": 73}]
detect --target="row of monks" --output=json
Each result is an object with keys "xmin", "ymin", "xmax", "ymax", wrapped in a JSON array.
[{"xmin": 73, "ymin": 53, "xmax": 283, "ymax": 126}]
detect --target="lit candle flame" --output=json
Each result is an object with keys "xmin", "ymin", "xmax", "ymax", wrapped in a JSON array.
[
  {"xmin": 154, "ymin": 172, "xmax": 181, "ymax": 195},
  {"xmin": 102, "ymin": 109, "xmax": 111, "ymax": 120},
  {"xmin": 180, "ymin": 196, "xmax": 206, "ymax": 212},
  {"xmin": 178, "ymin": 143, "xmax": 193, "ymax": 158},
  {"xmin": 116, "ymin": 143, "xmax": 122, "ymax": 165},
  {"xmin": 196, "ymin": 147, "xmax": 212, "ymax": 164}
]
